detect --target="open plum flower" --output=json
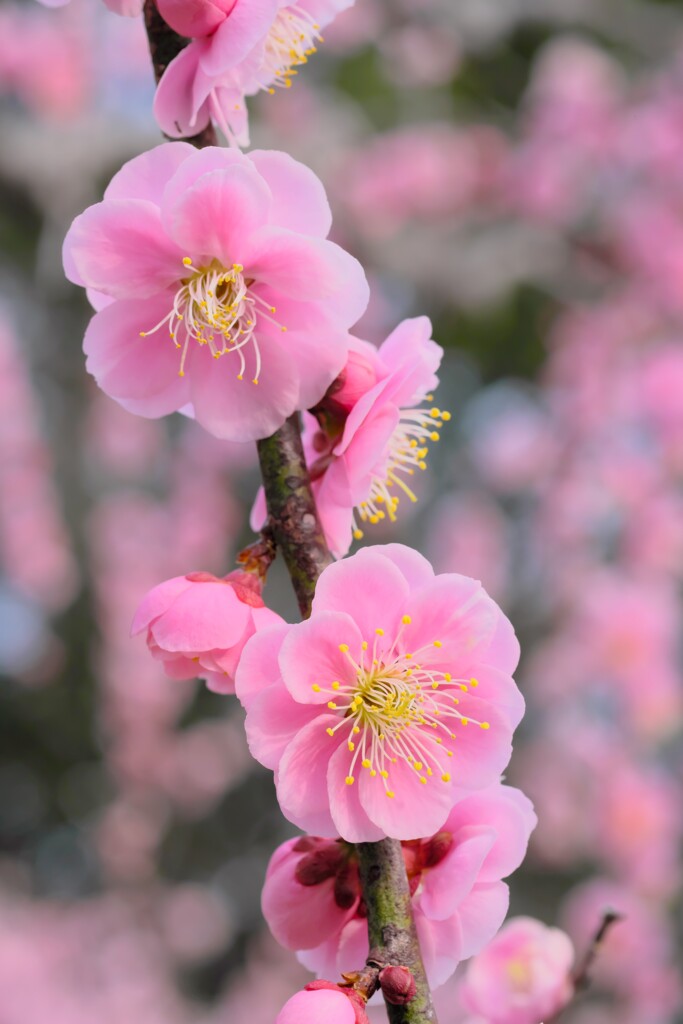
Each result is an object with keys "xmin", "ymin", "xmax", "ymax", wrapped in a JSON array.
[
  {"xmin": 131, "ymin": 569, "xmax": 283, "ymax": 694},
  {"xmin": 459, "ymin": 917, "xmax": 575, "ymax": 1024},
  {"xmin": 251, "ymin": 318, "xmax": 446, "ymax": 557},
  {"xmin": 236, "ymin": 544, "xmax": 525, "ymax": 842},
  {"xmin": 63, "ymin": 143, "xmax": 368, "ymax": 442},
  {"xmin": 264, "ymin": 778, "xmax": 536, "ymax": 987},
  {"xmin": 263, "ymin": 782, "xmax": 536, "ymax": 989},
  {"xmin": 154, "ymin": 0, "xmax": 355, "ymax": 146}
]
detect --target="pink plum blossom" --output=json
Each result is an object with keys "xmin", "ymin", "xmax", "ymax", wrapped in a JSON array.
[
  {"xmin": 262, "ymin": 782, "xmax": 535, "ymax": 988},
  {"xmin": 252, "ymin": 317, "xmax": 445, "ymax": 555},
  {"xmin": 63, "ymin": 143, "xmax": 367, "ymax": 441},
  {"xmin": 236, "ymin": 545, "xmax": 524, "ymax": 842},
  {"xmin": 459, "ymin": 917, "xmax": 575, "ymax": 1024},
  {"xmin": 277, "ymin": 981, "xmax": 369, "ymax": 1024},
  {"xmin": 154, "ymin": 0, "xmax": 355, "ymax": 146},
  {"xmin": 131, "ymin": 569, "xmax": 283, "ymax": 694}
]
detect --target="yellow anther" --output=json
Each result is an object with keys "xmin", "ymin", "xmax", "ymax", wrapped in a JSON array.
[
  {"xmin": 331, "ymin": 681, "xmax": 340, "ymax": 690},
  {"xmin": 311, "ymin": 684, "xmax": 321, "ymax": 692},
  {"xmin": 430, "ymin": 408, "xmax": 441, "ymax": 419},
  {"xmin": 375, "ymin": 628, "xmax": 384, "ymax": 636},
  {"xmin": 436, "ymin": 738, "xmax": 443, "ymax": 744},
  {"xmin": 444, "ymin": 673, "xmax": 452, "ymax": 681},
  {"xmin": 345, "ymin": 776, "xmax": 354, "ymax": 786},
  {"xmin": 353, "ymin": 726, "xmax": 360, "ymax": 734},
  {"xmin": 402, "ymin": 615, "xmax": 412, "ymax": 625},
  {"xmin": 182, "ymin": 256, "xmax": 193, "ymax": 266},
  {"xmin": 447, "ymin": 750, "xmax": 454, "ymax": 757},
  {"xmin": 433, "ymin": 640, "xmax": 442, "ymax": 648},
  {"xmin": 362, "ymin": 759, "xmax": 371, "ymax": 769},
  {"xmin": 379, "ymin": 770, "xmax": 389, "ymax": 779},
  {"xmin": 480, "ymin": 722, "xmax": 490, "ymax": 730},
  {"xmin": 442, "ymin": 411, "xmax": 452, "ymax": 421},
  {"xmin": 414, "ymin": 761, "xmax": 423, "ymax": 771},
  {"xmin": 432, "ymin": 682, "xmax": 439, "ymax": 690},
  {"xmin": 370, "ymin": 770, "xmax": 377, "ymax": 777},
  {"xmin": 386, "ymin": 791, "xmax": 395, "ymax": 799},
  {"xmin": 441, "ymin": 773, "xmax": 451, "ymax": 783},
  {"xmin": 419, "ymin": 777, "xmax": 427, "ymax": 785},
  {"xmin": 326, "ymin": 728, "xmax": 334, "ymax": 737},
  {"xmin": 348, "ymin": 742, "xmax": 355, "ymax": 751},
  {"xmin": 429, "ymin": 432, "xmax": 440, "ymax": 442},
  {"xmin": 328, "ymin": 701, "xmax": 337, "ymax": 709},
  {"xmin": 470, "ymin": 678, "xmax": 479, "ymax": 687},
  {"xmin": 339, "ymin": 644, "xmax": 349, "ymax": 653},
  {"xmin": 460, "ymin": 684, "xmax": 469, "ymax": 691},
  {"xmin": 353, "ymin": 529, "xmax": 364, "ymax": 540},
  {"xmin": 362, "ymin": 641, "xmax": 368, "ymax": 650},
  {"xmin": 461, "ymin": 717, "xmax": 469, "ymax": 726}
]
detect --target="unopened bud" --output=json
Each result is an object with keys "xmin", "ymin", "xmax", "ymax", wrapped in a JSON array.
[
  {"xmin": 378, "ymin": 965, "xmax": 417, "ymax": 1005},
  {"xmin": 222, "ymin": 569, "xmax": 265, "ymax": 608},
  {"xmin": 330, "ymin": 349, "xmax": 379, "ymax": 411}
]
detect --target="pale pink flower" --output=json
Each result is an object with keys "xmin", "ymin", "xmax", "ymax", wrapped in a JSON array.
[
  {"xmin": 154, "ymin": 0, "xmax": 355, "ymax": 146},
  {"xmin": 63, "ymin": 144, "xmax": 367, "ymax": 441},
  {"xmin": 236, "ymin": 546, "xmax": 523, "ymax": 842},
  {"xmin": 277, "ymin": 981, "xmax": 369, "ymax": 1024},
  {"xmin": 252, "ymin": 318, "xmax": 444, "ymax": 556},
  {"xmin": 131, "ymin": 569, "xmax": 283, "ymax": 694},
  {"xmin": 36, "ymin": 0, "xmax": 142, "ymax": 11},
  {"xmin": 263, "ymin": 783, "xmax": 535, "ymax": 989},
  {"xmin": 459, "ymin": 917, "xmax": 575, "ymax": 1024}
]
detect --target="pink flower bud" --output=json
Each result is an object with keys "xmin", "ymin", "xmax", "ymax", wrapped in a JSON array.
[
  {"xmin": 131, "ymin": 569, "xmax": 283, "ymax": 695},
  {"xmin": 330, "ymin": 349, "xmax": 380, "ymax": 412},
  {"xmin": 156, "ymin": 0, "xmax": 237, "ymax": 38},
  {"xmin": 378, "ymin": 965, "xmax": 417, "ymax": 1005},
  {"xmin": 277, "ymin": 983, "xmax": 369, "ymax": 1024}
]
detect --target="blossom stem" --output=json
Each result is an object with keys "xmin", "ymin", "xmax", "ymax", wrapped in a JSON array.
[
  {"xmin": 143, "ymin": 0, "xmax": 218, "ymax": 148},
  {"xmin": 256, "ymin": 414, "xmax": 332, "ymax": 618},
  {"xmin": 357, "ymin": 840, "xmax": 439, "ymax": 1023}
]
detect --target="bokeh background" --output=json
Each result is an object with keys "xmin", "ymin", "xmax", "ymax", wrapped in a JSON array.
[{"xmin": 1, "ymin": 1, "xmax": 682, "ymax": 1021}]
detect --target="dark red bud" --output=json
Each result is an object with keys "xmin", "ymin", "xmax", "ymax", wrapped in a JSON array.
[
  {"xmin": 222, "ymin": 569, "xmax": 264, "ymax": 608},
  {"xmin": 296, "ymin": 843, "xmax": 346, "ymax": 886},
  {"xmin": 312, "ymin": 430, "xmax": 330, "ymax": 453},
  {"xmin": 421, "ymin": 831, "xmax": 454, "ymax": 870},
  {"xmin": 378, "ymin": 965, "xmax": 417, "ymax": 1005},
  {"xmin": 408, "ymin": 873, "xmax": 421, "ymax": 897}
]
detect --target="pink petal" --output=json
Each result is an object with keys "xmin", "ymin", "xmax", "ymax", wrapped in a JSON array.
[
  {"xmin": 150, "ymin": 582, "xmax": 250, "ymax": 652},
  {"xmin": 161, "ymin": 146, "xmax": 246, "ymax": 218},
  {"xmin": 64, "ymin": 200, "xmax": 183, "ymax": 299},
  {"xmin": 276, "ymin": 714, "xmax": 342, "ymax": 836},
  {"xmin": 447, "ymin": 787, "xmax": 537, "ymax": 883},
  {"xmin": 83, "ymin": 297, "xmax": 191, "ymax": 418},
  {"xmin": 131, "ymin": 575, "xmax": 192, "ymax": 635},
  {"xmin": 168, "ymin": 164, "xmax": 271, "ymax": 266},
  {"xmin": 375, "ymin": 544, "xmax": 435, "ymax": 589},
  {"xmin": 153, "ymin": 43, "xmax": 212, "ymax": 140},
  {"xmin": 104, "ymin": 142, "xmax": 196, "ymax": 203},
  {"xmin": 243, "ymin": 229, "xmax": 369, "ymax": 327},
  {"xmin": 456, "ymin": 881, "xmax": 510, "ymax": 959},
  {"xmin": 358, "ymin": 755, "xmax": 454, "ymax": 841},
  {"xmin": 245, "ymin": 684, "xmax": 319, "ymax": 769},
  {"xmin": 250, "ymin": 149, "xmax": 332, "ymax": 237},
  {"xmin": 311, "ymin": 547, "xmax": 410, "ymax": 639},
  {"xmin": 335, "ymin": 916, "xmax": 371, "ymax": 975},
  {"xmin": 199, "ymin": 0, "xmax": 279, "ymax": 78},
  {"xmin": 188, "ymin": 329, "xmax": 300, "ymax": 441},
  {"xmin": 277, "ymin": 989, "xmax": 356, "ymax": 1024},
  {"xmin": 417, "ymin": 826, "xmax": 496, "ymax": 921},
  {"xmin": 234, "ymin": 623, "xmax": 289, "ymax": 708},
  {"xmin": 442, "ymin": 700, "xmax": 513, "ymax": 790},
  {"xmin": 327, "ymin": 744, "xmax": 387, "ymax": 843},
  {"xmin": 416, "ymin": 912, "xmax": 463, "ymax": 989},
  {"xmin": 278, "ymin": 611, "xmax": 363, "ymax": 703},
  {"xmin": 262, "ymin": 850, "xmax": 356, "ymax": 950}
]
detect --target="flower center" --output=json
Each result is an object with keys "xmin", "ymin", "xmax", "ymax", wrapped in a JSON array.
[
  {"xmin": 141, "ymin": 257, "xmax": 286, "ymax": 384},
  {"xmin": 312, "ymin": 618, "xmax": 490, "ymax": 797},
  {"xmin": 352, "ymin": 405, "xmax": 452, "ymax": 541},
  {"xmin": 261, "ymin": 5, "xmax": 324, "ymax": 93}
]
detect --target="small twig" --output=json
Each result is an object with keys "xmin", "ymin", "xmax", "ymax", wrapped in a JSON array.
[
  {"xmin": 572, "ymin": 909, "xmax": 623, "ymax": 992},
  {"xmin": 256, "ymin": 414, "xmax": 332, "ymax": 618},
  {"xmin": 143, "ymin": 0, "xmax": 218, "ymax": 148}
]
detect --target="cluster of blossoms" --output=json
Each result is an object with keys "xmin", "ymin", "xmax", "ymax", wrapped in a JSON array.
[{"xmin": 39, "ymin": 0, "xmax": 574, "ymax": 1021}]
